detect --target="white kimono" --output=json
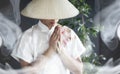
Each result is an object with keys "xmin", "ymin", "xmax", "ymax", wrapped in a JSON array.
[{"xmin": 12, "ymin": 21, "xmax": 85, "ymax": 74}]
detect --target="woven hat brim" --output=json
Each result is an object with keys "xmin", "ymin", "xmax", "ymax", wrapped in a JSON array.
[{"xmin": 21, "ymin": 0, "xmax": 79, "ymax": 19}]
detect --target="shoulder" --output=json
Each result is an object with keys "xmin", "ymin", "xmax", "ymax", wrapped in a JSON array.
[
  {"xmin": 23, "ymin": 25, "xmax": 38, "ymax": 37},
  {"xmin": 63, "ymin": 26, "xmax": 72, "ymax": 32},
  {"xmin": 19, "ymin": 26, "xmax": 36, "ymax": 41},
  {"xmin": 22, "ymin": 28, "xmax": 33, "ymax": 38},
  {"xmin": 58, "ymin": 24, "xmax": 77, "ymax": 39},
  {"xmin": 62, "ymin": 25, "xmax": 77, "ymax": 39}
]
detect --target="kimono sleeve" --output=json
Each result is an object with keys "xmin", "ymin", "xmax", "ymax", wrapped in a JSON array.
[
  {"xmin": 70, "ymin": 30, "xmax": 86, "ymax": 59},
  {"xmin": 11, "ymin": 29, "xmax": 34, "ymax": 63}
]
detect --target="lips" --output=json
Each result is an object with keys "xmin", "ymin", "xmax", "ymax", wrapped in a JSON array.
[{"xmin": 50, "ymin": 22, "xmax": 55, "ymax": 25}]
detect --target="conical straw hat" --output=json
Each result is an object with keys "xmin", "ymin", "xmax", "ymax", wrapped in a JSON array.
[{"xmin": 21, "ymin": 0, "xmax": 79, "ymax": 19}]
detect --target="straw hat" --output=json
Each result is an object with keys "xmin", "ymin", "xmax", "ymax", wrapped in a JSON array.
[{"xmin": 21, "ymin": 0, "xmax": 79, "ymax": 19}]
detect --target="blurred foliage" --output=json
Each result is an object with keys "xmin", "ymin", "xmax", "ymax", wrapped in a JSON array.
[{"xmin": 59, "ymin": 0, "xmax": 105, "ymax": 73}]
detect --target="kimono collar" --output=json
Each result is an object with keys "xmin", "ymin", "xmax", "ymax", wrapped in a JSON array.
[{"xmin": 38, "ymin": 21, "xmax": 57, "ymax": 33}]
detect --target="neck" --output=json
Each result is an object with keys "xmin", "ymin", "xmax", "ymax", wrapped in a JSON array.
[
  {"xmin": 40, "ymin": 21, "xmax": 57, "ymax": 29},
  {"xmin": 47, "ymin": 24, "xmax": 54, "ymax": 29}
]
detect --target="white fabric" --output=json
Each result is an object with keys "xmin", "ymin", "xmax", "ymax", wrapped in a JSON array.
[{"xmin": 12, "ymin": 21, "xmax": 85, "ymax": 74}]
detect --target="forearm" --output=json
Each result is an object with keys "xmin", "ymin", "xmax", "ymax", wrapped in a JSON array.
[
  {"xmin": 58, "ymin": 49, "xmax": 83, "ymax": 74},
  {"xmin": 32, "ymin": 47, "xmax": 54, "ymax": 66},
  {"xmin": 25, "ymin": 48, "xmax": 54, "ymax": 74},
  {"xmin": 43, "ymin": 47, "xmax": 55, "ymax": 57},
  {"xmin": 20, "ymin": 47, "xmax": 54, "ymax": 68}
]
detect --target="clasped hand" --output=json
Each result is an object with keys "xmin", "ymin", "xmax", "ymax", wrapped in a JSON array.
[{"xmin": 49, "ymin": 25, "xmax": 63, "ymax": 52}]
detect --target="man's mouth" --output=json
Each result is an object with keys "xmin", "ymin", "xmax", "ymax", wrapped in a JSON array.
[{"xmin": 50, "ymin": 22, "xmax": 55, "ymax": 25}]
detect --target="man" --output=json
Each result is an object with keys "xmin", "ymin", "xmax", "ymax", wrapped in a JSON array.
[{"xmin": 12, "ymin": 0, "xmax": 86, "ymax": 74}]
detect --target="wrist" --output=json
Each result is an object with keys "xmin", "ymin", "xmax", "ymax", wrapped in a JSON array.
[
  {"xmin": 43, "ymin": 47, "xmax": 55, "ymax": 57},
  {"xmin": 56, "ymin": 47, "xmax": 63, "ymax": 55}
]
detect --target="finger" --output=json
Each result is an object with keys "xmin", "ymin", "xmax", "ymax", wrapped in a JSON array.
[
  {"xmin": 56, "ymin": 28, "xmax": 61, "ymax": 40},
  {"xmin": 51, "ymin": 29, "xmax": 57, "ymax": 39},
  {"xmin": 52, "ymin": 27, "xmax": 58, "ymax": 37},
  {"xmin": 54, "ymin": 28, "xmax": 58, "ymax": 34},
  {"xmin": 51, "ymin": 33, "xmax": 58, "ymax": 41},
  {"xmin": 52, "ymin": 27, "xmax": 59, "ymax": 39},
  {"xmin": 56, "ymin": 34, "xmax": 60, "ymax": 41},
  {"xmin": 56, "ymin": 41, "xmax": 60, "ymax": 51},
  {"xmin": 54, "ymin": 34, "xmax": 59, "ymax": 41},
  {"xmin": 57, "ymin": 27, "xmax": 61, "ymax": 42}
]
